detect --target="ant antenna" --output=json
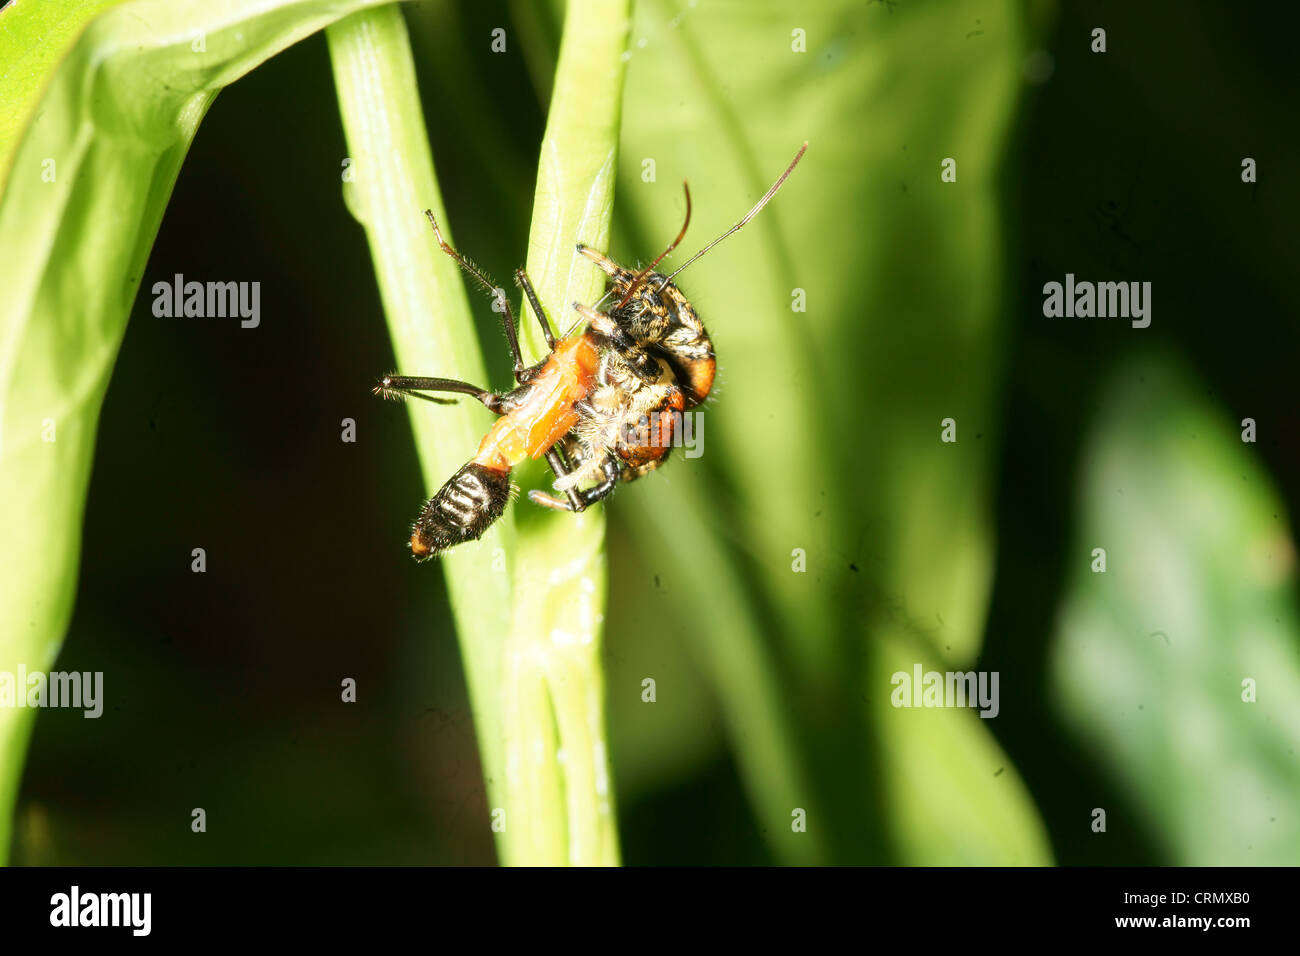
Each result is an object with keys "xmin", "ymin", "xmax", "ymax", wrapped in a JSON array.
[
  {"xmin": 616, "ymin": 183, "xmax": 693, "ymax": 310},
  {"xmin": 657, "ymin": 141, "xmax": 806, "ymax": 290}
]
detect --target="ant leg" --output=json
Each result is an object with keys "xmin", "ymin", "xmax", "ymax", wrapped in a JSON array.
[
  {"xmin": 543, "ymin": 446, "xmax": 587, "ymax": 512},
  {"xmin": 528, "ymin": 489, "xmax": 573, "ymax": 512},
  {"xmin": 423, "ymin": 210, "xmax": 533, "ymax": 384},
  {"xmin": 374, "ymin": 375, "xmax": 505, "ymax": 413},
  {"xmin": 579, "ymin": 456, "xmax": 622, "ymax": 505},
  {"xmin": 528, "ymin": 456, "xmax": 620, "ymax": 512},
  {"xmin": 514, "ymin": 268, "xmax": 557, "ymax": 350}
]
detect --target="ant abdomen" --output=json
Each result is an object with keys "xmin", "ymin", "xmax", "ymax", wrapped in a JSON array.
[{"xmin": 410, "ymin": 461, "xmax": 511, "ymax": 560}]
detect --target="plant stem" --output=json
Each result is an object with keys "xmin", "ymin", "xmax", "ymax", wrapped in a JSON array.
[
  {"xmin": 326, "ymin": 4, "xmax": 514, "ymax": 849},
  {"xmin": 501, "ymin": 0, "xmax": 630, "ymax": 867},
  {"xmin": 328, "ymin": 0, "xmax": 631, "ymax": 865}
]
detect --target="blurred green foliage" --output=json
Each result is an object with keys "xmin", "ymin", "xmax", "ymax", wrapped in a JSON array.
[
  {"xmin": 0, "ymin": 0, "xmax": 398, "ymax": 865},
  {"xmin": 602, "ymin": 0, "xmax": 1048, "ymax": 864},
  {"xmin": 1054, "ymin": 355, "xmax": 1300, "ymax": 864}
]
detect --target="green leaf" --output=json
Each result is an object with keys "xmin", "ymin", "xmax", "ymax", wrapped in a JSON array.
[
  {"xmin": 0, "ymin": 0, "xmax": 409, "ymax": 865},
  {"xmin": 1052, "ymin": 354, "xmax": 1300, "ymax": 864},
  {"xmin": 867, "ymin": 631, "xmax": 1051, "ymax": 864},
  {"xmin": 610, "ymin": 0, "xmax": 1049, "ymax": 862},
  {"xmin": 0, "ymin": 0, "xmax": 128, "ymax": 177}
]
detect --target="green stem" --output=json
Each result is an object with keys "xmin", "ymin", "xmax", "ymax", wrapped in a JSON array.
[
  {"xmin": 326, "ymin": 4, "xmax": 514, "ymax": 850},
  {"xmin": 329, "ymin": 0, "xmax": 630, "ymax": 866},
  {"xmin": 501, "ymin": 0, "xmax": 630, "ymax": 867}
]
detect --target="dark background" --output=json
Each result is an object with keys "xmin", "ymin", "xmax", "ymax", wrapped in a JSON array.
[{"xmin": 9, "ymin": 0, "xmax": 1297, "ymax": 864}]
